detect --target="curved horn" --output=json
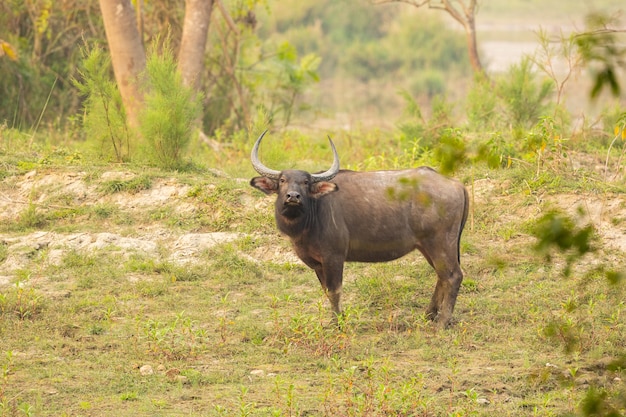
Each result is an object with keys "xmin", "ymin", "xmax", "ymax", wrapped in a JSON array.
[
  {"xmin": 310, "ymin": 136, "xmax": 340, "ymax": 183},
  {"xmin": 251, "ymin": 130, "xmax": 281, "ymax": 180}
]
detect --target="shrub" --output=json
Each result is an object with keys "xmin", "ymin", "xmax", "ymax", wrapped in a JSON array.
[
  {"xmin": 466, "ymin": 73, "xmax": 500, "ymax": 131},
  {"xmin": 139, "ymin": 45, "xmax": 202, "ymax": 170},
  {"xmin": 73, "ymin": 46, "xmax": 132, "ymax": 162},
  {"xmin": 497, "ymin": 57, "xmax": 554, "ymax": 131}
]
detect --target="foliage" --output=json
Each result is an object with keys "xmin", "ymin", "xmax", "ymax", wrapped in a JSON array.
[
  {"xmin": 466, "ymin": 74, "xmax": 500, "ymax": 131},
  {"xmin": 532, "ymin": 209, "xmax": 595, "ymax": 276},
  {"xmin": 496, "ymin": 57, "xmax": 554, "ymax": 131},
  {"xmin": 200, "ymin": 0, "xmax": 322, "ymax": 134},
  {"xmin": 0, "ymin": 0, "xmax": 101, "ymax": 129},
  {"xmin": 465, "ymin": 57, "xmax": 556, "ymax": 149},
  {"xmin": 1, "ymin": 0, "xmax": 325, "ymax": 136},
  {"xmin": 265, "ymin": 42, "xmax": 321, "ymax": 127},
  {"xmin": 0, "ymin": 279, "xmax": 44, "ymax": 320},
  {"xmin": 396, "ymin": 91, "xmax": 455, "ymax": 150},
  {"xmin": 73, "ymin": 46, "xmax": 131, "ymax": 163},
  {"xmin": 266, "ymin": 0, "xmax": 469, "ymax": 83},
  {"xmin": 523, "ymin": 116, "xmax": 569, "ymax": 174},
  {"xmin": 139, "ymin": 43, "xmax": 202, "ymax": 170},
  {"xmin": 575, "ymin": 12, "xmax": 626, "ymax": 99},
  {"xmin": 531, "ymin": 208, "xmax": 626, "ymax": 417}
]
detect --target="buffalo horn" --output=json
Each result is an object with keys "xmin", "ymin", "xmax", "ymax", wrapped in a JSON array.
[
  {"xmin": 251, "ymin": 130, "xmax": 281, "ymax": 180},
  {"xmin": 250, "ymin": 131, "xmax": 340, "ymax": 183},
  {"xmin": 310, "ymin": 136, "xmax": 340, "ymax": 183}
]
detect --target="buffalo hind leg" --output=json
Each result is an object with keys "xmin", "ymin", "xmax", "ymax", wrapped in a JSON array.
[{"xmin": 425, "ymin": 252, "xmax": 463, "ymax": 328}]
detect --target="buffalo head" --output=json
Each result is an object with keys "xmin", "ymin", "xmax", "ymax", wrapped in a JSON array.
[{"xmin": 250, "ymin": 130, "xmax": 340, "ymax": 218}]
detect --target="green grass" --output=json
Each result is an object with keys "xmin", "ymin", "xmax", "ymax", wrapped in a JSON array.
[{"xmin": 0, "ymin": 129, "xmax": 625, "ymax": 416}]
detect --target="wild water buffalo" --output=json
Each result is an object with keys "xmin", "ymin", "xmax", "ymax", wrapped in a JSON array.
[{"xmin": 250, "ymin": 131, "xmax": 469, "ymax": 327}]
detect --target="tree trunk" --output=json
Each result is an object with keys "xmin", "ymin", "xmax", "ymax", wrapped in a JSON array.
[
  {"xmin": 99, "ymin": 0, "xmax": 146, "ymax": 128},
  {"xmin": 463, "ymin": 15, "xmax": 484, "ymax": 76},
  {"xmin": 178, "ymin": 0, "xmax": 214, "ymax": 91}
]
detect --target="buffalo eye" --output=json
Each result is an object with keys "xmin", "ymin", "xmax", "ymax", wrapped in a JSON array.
[
  {"xmin": 279, "ymin": 178, "xmax": 286, "ymax": 184},
  {"xmin": 304, "ymin": 179, "xmax": 309, "ymax": 185}
]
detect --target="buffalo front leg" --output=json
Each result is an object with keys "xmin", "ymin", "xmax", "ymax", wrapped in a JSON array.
[{"xmin": 313, "ymin": 261, "xmax": 344, "ymax": 318}]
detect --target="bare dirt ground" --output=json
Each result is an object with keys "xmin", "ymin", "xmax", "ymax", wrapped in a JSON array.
[
  {"xmin": 1, "ymin": 167, "xmax": 624, "ymax": 285},
  {"xmin": 0, "ymin": 169, "xmax": 291, "ymax": 286}
]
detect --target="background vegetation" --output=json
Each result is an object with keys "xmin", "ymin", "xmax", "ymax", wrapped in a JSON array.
[{"xmin": 0, "ymin": 0, "xmax": 625, "ymax": 416}]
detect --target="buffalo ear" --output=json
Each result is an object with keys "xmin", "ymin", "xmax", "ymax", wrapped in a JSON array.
[
  {"xmin": 310, "ymin": 181, "xmax": 338, "ymax": 198},
  {"xmin": 250, "ymin": 177, "xmax": 278, "ymax": 195}
]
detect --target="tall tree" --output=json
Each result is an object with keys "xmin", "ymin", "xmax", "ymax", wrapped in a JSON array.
[
  {"xmin": 99, "ymin": 0, "xmax": 146, "ymax": 128},
  {"xmin": 379, "ymin": 0, "xmax": 484, "ymax": 75},
  {"xmin": 99, "ymin": 0, "xmax": 215, "ymax": 128},
  {"xmin": 178, "ymin": 0, "xmax": 214, "ymax": 91}
]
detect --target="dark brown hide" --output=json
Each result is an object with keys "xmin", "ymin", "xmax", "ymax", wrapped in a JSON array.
[{"xmin": 250, "ymin": 135, "xmax": 469, "ymax": 327}]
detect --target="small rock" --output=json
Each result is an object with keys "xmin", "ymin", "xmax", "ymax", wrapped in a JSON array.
[
  {"xmin": 139, "ymin": 365, "xmax": 154, "ymax": 376},
  {"xmin": 250, "ymin": 369, "xmax": 265, "ymax": 377},
  {"xmin": 477, "ymin": 398, "xmax": 490, "ymax": 405}
]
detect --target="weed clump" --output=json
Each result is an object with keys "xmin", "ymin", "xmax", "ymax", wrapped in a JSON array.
[{"xmin": 0, "ymin": 280, "xmax": 45, "ymax": 320}]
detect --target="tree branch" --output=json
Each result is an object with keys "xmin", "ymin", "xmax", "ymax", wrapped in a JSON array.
[
  {"xmin": 373, "ymin": 0, "xmax": 429, "ymax": 6},
  {"xmin": 215, "ymin": 0, "xmax": 239, "ymax": 35},
  {"xmin": 572, "ymin": 28, "xmax": 626, "ymax": 40}
]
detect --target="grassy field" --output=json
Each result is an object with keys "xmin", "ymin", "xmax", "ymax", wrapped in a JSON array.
[{"xmin": 0, "ymin": 128, "xmax": 624, "ymax": 416}]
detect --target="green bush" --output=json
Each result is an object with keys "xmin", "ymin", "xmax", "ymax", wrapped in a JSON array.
[
  {"xmin": 73, "ymin": 46, "xmax": 132, "ymax": 163},
  {"xmin": 396, "ymin": 91, "xmax": 454, "ymax": 149},
  {"xmin": 466, "ymin": 74, "xmax": 500, "ymax": 131},
  {"xmin": 496, "ymin": 57, "xmax": 554, "ymax": 131},
  {"xmin": 139, "ymin": 45, "xmax": 202, "ymax": 170}
]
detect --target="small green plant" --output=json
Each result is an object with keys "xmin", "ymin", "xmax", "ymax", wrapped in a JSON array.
[
  {"xmin": 142, "ymin": 311, "xmax": 207, "ymax": 360},
  {"xmin": 524, "ymin": 116, "xmax": 569, "ymax": 176},
  {"xmin": 323, "ymin": 357, "xmax": 430, "ymax": 415},
  {"xmin": 466, "ymin": 73, "xmax": 499, "ymax": 130},
  {"xmin": 16, "ymin": 202, "xmax": 46, "ymax": 230},
  {"xmin": 0, "ymin": 351, "xmax": 13, "ymax": 402},
  {"xmin": 139, "ymin": 42, "xmax": 202, "ymax": 170},
  {"xmin": 604, "ymin": 113, "xmax": 626, "ymax": 182},
  {"xmin": 0, "ymin": 280, "xmax": 44, "ymax": 320},
  {"xmin": 217, "ymin": 292, "xmax": 234, "ymax": 343},
  {"xmin": 274, "ymin": 298, "xmax": 360, "ymax": 358},
  {"xmin": 397, "ymin": 91, "xmax": 454, "ymax": 149},
  {"xmin": 272, "ymin": 377, "xmax": 300, "ymax": 417},
  {"xmin": 120, "ymin": 391, "xmax": 138, "ymax": 401},
  {"xmin": 73, "ymin": 45, "xmax": 132, "ymax": 162}
]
